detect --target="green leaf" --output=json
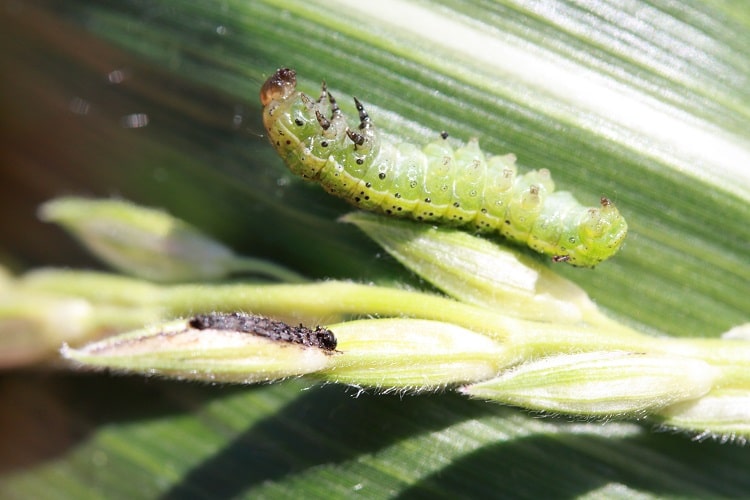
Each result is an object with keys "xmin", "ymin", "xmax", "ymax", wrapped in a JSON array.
[
  {"xmin": 38, "ymin": 197, "xmax": 306, "ymax": 283},
  {"xmin": 342, "ymin": 211, "xmax": 601, "ymax": 323},
  {"xmin": 1, "ymin": 1, "xmax": 748, "ymax": 498}
]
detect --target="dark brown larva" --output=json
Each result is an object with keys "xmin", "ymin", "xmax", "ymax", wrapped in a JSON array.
[{"xmin": 189, "ymin": 312, "xmax": 337, "ymax": 351}]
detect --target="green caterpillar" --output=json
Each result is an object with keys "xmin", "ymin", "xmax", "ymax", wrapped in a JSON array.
[{"xmin": 260, "ymin": 68, "xmax": 627, "ymax": 267}]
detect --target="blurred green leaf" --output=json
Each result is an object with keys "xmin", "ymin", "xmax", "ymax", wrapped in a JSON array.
[{"xmin": 1, "ymin": 0, "xmax": 748, "ymax": 498}]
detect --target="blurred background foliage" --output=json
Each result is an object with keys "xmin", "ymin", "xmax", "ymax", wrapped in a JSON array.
[{"xmin": 0, "ymin": 1, "xmax": 748, "ymax": 498}]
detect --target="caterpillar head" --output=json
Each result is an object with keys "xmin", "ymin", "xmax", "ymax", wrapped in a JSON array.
[{"xmin": 260, "ymin": 68, "xmax": 297, "ymax": 106}]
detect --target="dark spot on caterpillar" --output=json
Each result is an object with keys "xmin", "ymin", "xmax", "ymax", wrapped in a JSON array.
[
  {"xmin": 260, "ymin": 68, "xmax": 628, "ymax": 267},
  {"xmin": 347, "ymin": 128, "xmax": 365, "ymax": 146},
  {"xmin": 189, "ymin": 312, "xmax": 337, "ymax": 351},
  {"xmin": 294, "ymin": 118, "xmax": 304, "ymax": 127},
  {"xmin": 315, "ymin": 110, "xmax": 331, "ymax": 130},
  {"xmin": 353, "ymin": 97, "xmax": 371, "ymax": 130}
]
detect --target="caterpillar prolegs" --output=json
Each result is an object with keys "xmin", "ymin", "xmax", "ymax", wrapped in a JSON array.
[{"xmin": 260, "ymin": 68, "xmax": 627, "ymax": 267}]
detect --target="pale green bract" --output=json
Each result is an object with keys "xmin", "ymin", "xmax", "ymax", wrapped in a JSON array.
[{"xmin": 260, "ymin": 68, "xmax": 628, "ymax": 267}]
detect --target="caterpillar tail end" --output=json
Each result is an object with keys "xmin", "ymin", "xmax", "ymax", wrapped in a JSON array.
[{"xmin": 572, "ymin": 197, "xmax": 628, "ymax": 267}]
